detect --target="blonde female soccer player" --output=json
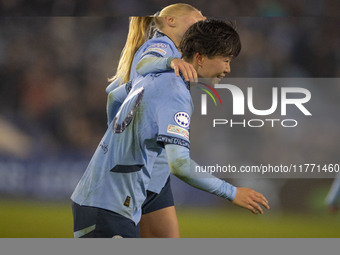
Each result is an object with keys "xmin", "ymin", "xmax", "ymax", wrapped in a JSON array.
[{"xmin": 105, "ymin": 4, "xmax": 205, "ymax": 238}]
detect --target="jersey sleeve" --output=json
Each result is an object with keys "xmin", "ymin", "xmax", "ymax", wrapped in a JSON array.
[
  {"xmin": 136, "ymin": 56, "xmax": 175, "ymax": 76},
  {"xmin": 106, "ymin": 82, "xmax": 131, "ymax": 126},
  {"xmin": 140, "ymin": 42, "xmax": 175, "ymax": 59},
  {"xmin": 155, "ymin": 76, "xmax": 192, "ymax": 149},
  {"xmin": 135, "ymin": 41, "xmax": 177, "ymax": 76},
  {"xmin": 165, "ymin": 144, "xmax": 237, "ymax": 201},
  {"xmin": 105, "ymin": 78, "xmax": 122, "ymax": 94}
]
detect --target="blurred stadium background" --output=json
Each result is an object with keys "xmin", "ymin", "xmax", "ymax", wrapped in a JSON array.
[{"xmin": 0, "ymin": 0, "xmax": 340, "ymax": 237}]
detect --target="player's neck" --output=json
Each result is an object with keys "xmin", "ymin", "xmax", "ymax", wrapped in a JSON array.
[{"xmin": 184, "ymin": 58, "xmax": 198, "ymax": 72}]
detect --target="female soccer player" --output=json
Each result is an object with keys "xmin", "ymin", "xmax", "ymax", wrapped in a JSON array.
[
  {"xmin": 106, "ymin": 3, "xmax": 204, "ymax": 92},
  {"xmin": 105, "ymin": 4, "xmax": 205, "ymax": 238},
  {"xmin": 71, "ymin": 19, "xmax": 270, "ymax": 238}
]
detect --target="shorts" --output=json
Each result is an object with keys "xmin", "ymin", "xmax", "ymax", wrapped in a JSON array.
[
  {"xmin": 72, "ymin": 202, "xmax": 140, "ymax": 238},
  {"xmin": 142, "ymin": 176, "xmax": 174, "ymax": 214},
  {"xmin": 72, "ymin": 176, "xmax": 174, "ymax": 238}
]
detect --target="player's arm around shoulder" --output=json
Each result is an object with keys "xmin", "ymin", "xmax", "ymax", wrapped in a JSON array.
[
  {"xmin": 135, "ymin": 40, "xmax": 174, "ymax": 75},
  {"xmin": 106, "ymin": 82, "xmax": 130, "ymax": 126},
  {"xmin": 136, "ymin": 40, "xmax": 197, "ymax": 82}
]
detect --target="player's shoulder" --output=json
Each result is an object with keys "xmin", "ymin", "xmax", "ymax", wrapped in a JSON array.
[
  {"xmin": 140, "ymin": 36, "xmax": 176, "ymax": 55},
  {"xmin": 163, "ymin": 72, "xmax": 189, "ymax": 85},
  {"xmin": 154, "ymin": 72, "xmax": 190, "ymax": 96},
  {"xmin": 135, "ymin": 71, "xmax": 189, "ymax": 94},
  {"xmin": 154, "ymin": 71, "xmax": 185, "ymax": 82},
  {"xmin": 147, "ymin": 32, "xmax": 174, "ymax": 47}
]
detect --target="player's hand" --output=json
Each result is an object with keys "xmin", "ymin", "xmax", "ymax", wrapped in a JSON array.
[
  {"xmin": 170, "ymin": 58, "xmax": 198, "ymax": 82},
  {"xmin": 232, "ymin": 187, "xmax": 270, "ymax": 214}
]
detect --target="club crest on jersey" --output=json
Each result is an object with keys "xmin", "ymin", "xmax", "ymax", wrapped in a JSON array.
[{"xmin": 174, "ymin": 112, "xmax": 190, "ymax": 128}]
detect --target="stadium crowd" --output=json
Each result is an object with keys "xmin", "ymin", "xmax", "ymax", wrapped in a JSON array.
[{"xmin": 1, "ymin": 0, "xmax": 340, "ymax": 16}]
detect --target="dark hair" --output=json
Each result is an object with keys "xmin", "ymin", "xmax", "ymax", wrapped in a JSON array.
[{"xmin": 179, "ymin": 19, "xmax": 241, "ymax": 60}]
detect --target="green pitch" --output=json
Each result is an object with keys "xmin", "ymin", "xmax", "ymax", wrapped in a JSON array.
[
  {"xmin": 177, "ymin": 207, "xmax": 340, "ymax": 238},
  {"xmin": 0, "ymin": 199, "xmax": 339, "ymax": 238}
]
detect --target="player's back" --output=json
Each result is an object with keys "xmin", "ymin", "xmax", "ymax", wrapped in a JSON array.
[{"xmin": 71, "ymin": 71, "xmax": 191, "ymax": 224}]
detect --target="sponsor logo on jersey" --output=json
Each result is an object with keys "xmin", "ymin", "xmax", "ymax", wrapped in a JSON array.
[
  {"xmin": 174, "ymin": 112, "xmax": 190, "ymax": 128},
  {"xmin": 150, "ymin": 43, "xmax": 167, "ymax": 48},
  {"xmin": 144, "ymin": 47, "xmax": 167, "ymax": 56},
  {"xmin": 167, "ymin": 124, "xmax": 189, "ymax": 139},
  {"xmin": 157, "ymin": 135, "xmax": 190, "ymax": 149}
]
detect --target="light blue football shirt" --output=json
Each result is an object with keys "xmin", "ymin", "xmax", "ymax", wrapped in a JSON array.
[
  {"xmin": 71, "ymin": 71, "xmax": 192, "ymax": 225},
  {"xmin": 106, "ymin": 31, "xmax": 182, "ymax": 194},
  {"xmin": 106, "ymin": 31, "xmax": 181, "ymax": 93}
]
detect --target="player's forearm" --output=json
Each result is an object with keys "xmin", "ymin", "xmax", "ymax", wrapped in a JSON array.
[
  {"xmin": 136, "ymin": 57, "xmax": 175, "ymax": 76},
  {"xmin": 106, "ymin": 78, "xmax": 122, "ymax": 94},
  {"xmin": 106, "ymin": 84, "xmax": 128, "ymax": 126},
  {"xmin": 107, "ymin": 94, "xmax": 123, "ymax": 125},
  {"xmin": 165, "ymin": 144, "xmax": 237, "ymax": 201}
]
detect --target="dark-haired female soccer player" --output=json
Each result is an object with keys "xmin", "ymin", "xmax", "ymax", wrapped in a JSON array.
[{"xmin": 71, "ymin": 19, "xmax": 270, "ymax": 238}]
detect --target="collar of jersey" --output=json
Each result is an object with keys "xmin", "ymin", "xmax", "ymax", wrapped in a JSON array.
[
  {"xmin": 179, "ymin": 72, "xmax": 190, "ymax": 91},
  {"xmin": 154, "ymin": 30, "xmax": 167, "ymax": 38},
  {"xmin": 153, "ymin": 30, "xmax": 179, "ymax": 52}
]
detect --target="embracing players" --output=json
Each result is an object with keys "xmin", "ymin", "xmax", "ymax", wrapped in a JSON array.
[{"xmin": 71, "ymin": 11, "xmax": 269, "ymax": 238}]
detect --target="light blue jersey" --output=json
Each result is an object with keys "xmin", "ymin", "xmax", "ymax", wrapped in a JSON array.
[
  {"xmin": 106, "ymin": 31, "xmax": 181, "ymax": 93},
  {"xmin": 130, "ymin": 31, "xmax": 181, "ymax": 80},
  {"xmin": 106, "ymin": 31, "xmax": 182, "ymax": 194},
  {"xmin": 71, "ymin": 72, "xmax": 192, "ymax": 225}
]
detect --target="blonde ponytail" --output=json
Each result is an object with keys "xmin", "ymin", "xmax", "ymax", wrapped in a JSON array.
[
  {"xmin": 109, "ymin": 16, "xmax": 154, "ymax": 84},
  {"xmin": 109, "ymin": 3, "xmax": 200, "ymax": 84}
]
